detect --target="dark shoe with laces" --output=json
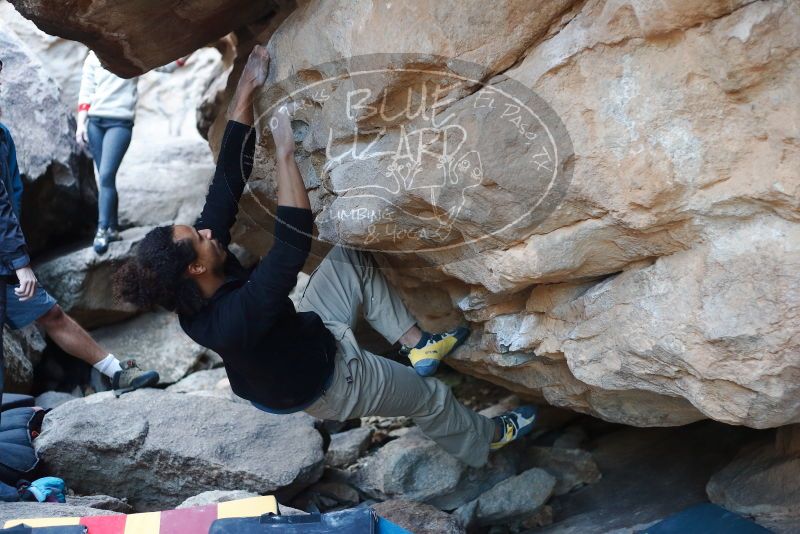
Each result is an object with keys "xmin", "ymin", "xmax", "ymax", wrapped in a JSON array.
[{"xmin": 111, "ymin": 360, "xmax": 159, "ymax": 397}]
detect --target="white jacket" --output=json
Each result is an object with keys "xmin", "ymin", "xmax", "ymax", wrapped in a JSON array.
[{"xmin": 78, "ymin": 52, "xmax": 181, "ymax": 121}]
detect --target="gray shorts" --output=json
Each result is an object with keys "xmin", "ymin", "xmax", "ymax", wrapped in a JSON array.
[{"xmin": 4, "ymin": 284, "xmax": 57, "ymax": 330}]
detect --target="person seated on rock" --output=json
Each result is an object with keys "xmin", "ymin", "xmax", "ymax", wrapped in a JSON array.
[
  {"xmin": 112, "ymin": 45, "xmax": 537, "ymax": 467},
  {"xmin": 76, "ymin": 51, "xmax": 189, "ymax": 255},
  {"xmin": 0, "ymin": 58, "xmax": 158, "ymax": 397}
]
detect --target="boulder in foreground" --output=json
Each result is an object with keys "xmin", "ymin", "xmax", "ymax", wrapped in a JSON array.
[{"xmin": 35, "ymin": 389, "xmax": 324, "ymax": 510}]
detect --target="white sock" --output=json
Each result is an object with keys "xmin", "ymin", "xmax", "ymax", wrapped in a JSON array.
[{"xmin": 93, "ymin": 354, "xmax": 123, "ymax": 378}]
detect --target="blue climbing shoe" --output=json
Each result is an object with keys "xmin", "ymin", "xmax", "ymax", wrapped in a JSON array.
[
  {"xmin": 403, "ymin": 326, "xmax": 470, "ymax": 377},
  {"xmin": 490, "ymin": 405, "xmax": 538, "ymax": 450}
]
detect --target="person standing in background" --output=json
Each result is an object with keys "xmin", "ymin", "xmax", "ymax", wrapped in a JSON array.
[
  {"xmin": 76, "ymin": 52, "xmax": 188, "ymax": 254},
  {"xmin": 0, "ymin": 58, "xmax": 159, "ymax": 398}
]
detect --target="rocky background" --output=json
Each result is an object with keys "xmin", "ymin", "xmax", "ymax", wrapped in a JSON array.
[{"xmin": 1, "ymin": 0, "xmax": 797, "ymax": 532}]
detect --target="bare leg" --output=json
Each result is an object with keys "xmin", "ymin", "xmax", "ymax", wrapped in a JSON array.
[{"xmin": 36, "ymin": 305, "xmax": 106, "ymax": 365}]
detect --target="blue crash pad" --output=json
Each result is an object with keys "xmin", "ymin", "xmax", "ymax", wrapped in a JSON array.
[
  {"xmin": 210, "ymin": 508, "xmax": 412, "ymax": 534},
  {"xmin": 0, "ymin": 407, "xmax": 40, "ymax": 485},
  {"xmin": 641, "ymin": 503, "xmax": 772, "ymax": 534}
]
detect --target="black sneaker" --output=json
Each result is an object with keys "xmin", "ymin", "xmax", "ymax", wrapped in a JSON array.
[{"xmin": 112, "ymin": 360, "xmax": 159, "ymax": 397}]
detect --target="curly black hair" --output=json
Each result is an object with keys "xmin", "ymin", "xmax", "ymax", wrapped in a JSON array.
[{"xmin": 113, "ymin": 225, "xmax": 205, "ymax": 316}]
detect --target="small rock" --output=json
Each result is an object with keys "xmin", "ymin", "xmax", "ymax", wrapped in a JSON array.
[
  {"xmin": 454, "ymin": 468, "xmax": 556, "ymax": 528},
  {"xmin": 522, "ymin": 504, "xmax": 554, "ymax": 529},
  {"xmin": 325, "ymin": 427, "xmax": 373, "ymax": 468},
  {"xmin": 350, "ymin": 428, "xmax": 517, "ymax": 510},
  {"xmin": 178, "ymin": 490, "xmax": 259, "ymax": 508},
  {"xmin": 372, "ymin": 499, "xmax": 464, "ymax": 534},
  {"xmin": 278, "ymin": 503, "xmax": 308, "ymax": 516},
  {"xmin": 67, "ymin": 494, "xmax": 133, "ymax": 513},
  {"xmin": 521, "ymin": 447, "xmax": 601, "ymax": 496},
  {"xmin": 311, "ymin": 481, "xmax": 360, "ymax": 506},
  {"xmin": 35, "ymin": 391, "xmax": 78, "ymax": 410}
]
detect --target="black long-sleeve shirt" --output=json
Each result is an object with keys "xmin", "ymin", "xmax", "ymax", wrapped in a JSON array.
[{"xmin": 179, "ymin": 120, "xmax": 335, "ymax": 411}]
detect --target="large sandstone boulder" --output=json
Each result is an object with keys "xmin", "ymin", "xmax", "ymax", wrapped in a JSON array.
[
  {"xmin": 6, "ymin": 0, "xmax": 284, "ymax": 77},
  {"xmin": 707, "ymin": 425, "xmax": 800, "ymax": 534},
  {"xmin": 451, "ymin": 214, "xmax": 800, "ymax": 427},
  {"xmin": 90, "ymin": 311, "xmax": 220, "ymax": 385},
  {"xmin": 15, "ymin": 0, "xmax": 799, "ymax": 429},
  {"xmin": 35, "ymin": 390, "xmax": 324, "ymax": 510},
  {"xmin": 232, "ymin": 0, "xmax": 798, "ymax": 428},
  {"xmin": 0, "ymin": 22, "xmax": 96, "ymax": 254}
]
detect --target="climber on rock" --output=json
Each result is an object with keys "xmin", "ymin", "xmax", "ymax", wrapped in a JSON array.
[
  {"xmin": 112, "ymin": 45, "xmax": 538, "ymax": 468},
  {"xmin": 0, "ymin": 58, "xmax": 160, "ymax": 399}
]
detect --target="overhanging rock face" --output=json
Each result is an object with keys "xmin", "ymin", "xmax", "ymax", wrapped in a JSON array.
[
  {"xmin": 7, "ymin": 0, "xmax": 287, "ymax": 77},
  {"xmin": 12, "ymin": 0, "xmax": 800, "ymax": 429},
  {"xmin": 233, "ymin": 0, "xmax": 800, "ymax": 428}
]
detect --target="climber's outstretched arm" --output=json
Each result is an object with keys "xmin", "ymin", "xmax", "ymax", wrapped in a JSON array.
[
  {"xmin": 194, "ymin": 45, "xmax": 269, "ymax": 246},
  {"xmin": 270, "ymin": 102, "xmax": 310, "ymax": 210},
  {"xmin": 228, "ymin": 45, "xmax": 270, "ymax": 127}
]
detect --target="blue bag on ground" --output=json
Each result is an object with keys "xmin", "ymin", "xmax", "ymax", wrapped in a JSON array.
[
  {"xmin": 0, "ymin": 479, "xmax": 18, "ymax": 502},
  {"xmin": 640, "ymin": 503, "xmax": 772, "ymax": 534},
  {"xmin": 209, "ymin": 508, "xmax": 377, "ymax": 534},
  {"xmin": 18, "ymin": 476, "xmax": 67, "ymax": 503}
]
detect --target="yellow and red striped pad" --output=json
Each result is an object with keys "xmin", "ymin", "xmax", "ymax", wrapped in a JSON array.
[{"xmin": 3, "ymin": 495, "xmax": 278, "ymax": 533}]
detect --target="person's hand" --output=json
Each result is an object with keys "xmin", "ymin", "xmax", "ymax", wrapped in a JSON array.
[
  {"xmin": 14, "ymin": 266, "xmax": 37, "ymax": 302},
  {"xmin": 269, "ymin": 101, "xmax": 301, "ymax": 158},
  {"xmin": 75, "ymin": 117, "xmax": 88, "ymax": 150},
  {"xmin": 238, "ymin": 45, "xmax": 270, "ymax": 92},
  {"xmin": 229, "ymin": 44, "xmax": 270, "ymax": 125}
]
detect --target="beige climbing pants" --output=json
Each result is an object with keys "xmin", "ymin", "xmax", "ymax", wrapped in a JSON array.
[{"xmin": 299, "ymin": 246, "xmax": 495, "ymax": 468}]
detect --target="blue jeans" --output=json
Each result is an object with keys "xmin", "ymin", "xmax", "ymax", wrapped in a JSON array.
[{"xmin": 87, "ymin": 117, "xmax": 133, "ymax": 230}]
